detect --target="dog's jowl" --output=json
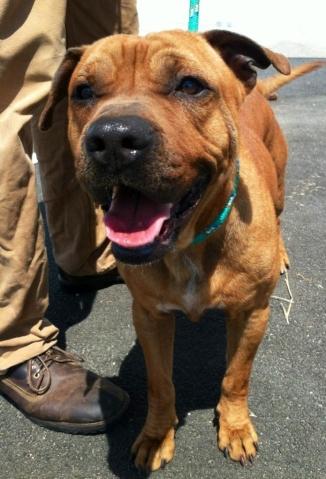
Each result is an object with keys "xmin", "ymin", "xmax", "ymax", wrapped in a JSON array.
[{"xmin": 40, "ymin": 30, "xmax": 323, "ymax": 471}]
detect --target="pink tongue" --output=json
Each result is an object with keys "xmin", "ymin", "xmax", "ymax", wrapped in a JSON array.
[{"xmin": 104, "ymin": 187, "xmax": 172, "ymax": 248}]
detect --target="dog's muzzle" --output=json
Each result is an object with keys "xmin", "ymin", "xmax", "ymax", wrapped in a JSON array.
[{"xmin": 83, "ymin": 115, "xmax": 210, "ymax": 265}]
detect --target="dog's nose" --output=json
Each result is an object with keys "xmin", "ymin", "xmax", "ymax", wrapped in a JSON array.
[{"xmin": 85, "ymin": 115, "xmax": 155, "ymax": 169}]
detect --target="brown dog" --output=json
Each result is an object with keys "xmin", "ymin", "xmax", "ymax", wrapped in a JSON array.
[{"xmin": 40, "ymin": 30, "xmax": 319, "ymax": 471}]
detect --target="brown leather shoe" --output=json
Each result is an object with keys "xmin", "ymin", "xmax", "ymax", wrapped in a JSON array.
[{"xmin": 0, "ymin": 346, "xmax": 129, "ymax": 434}]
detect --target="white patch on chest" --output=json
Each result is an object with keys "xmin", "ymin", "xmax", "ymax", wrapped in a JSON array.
[
  {"xmin": 182, "ymin": 255, "xmax": 200, "ymax": 310},
  {"xmin": 156, "ymin": 255, "xmax": 202, "ymax": 315},
  {"xmin": 156, "ymin": 303, "xmax": 180, "ymax": 313}
]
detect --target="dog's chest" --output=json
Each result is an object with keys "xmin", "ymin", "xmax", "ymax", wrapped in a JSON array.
[{"xmin": 157, "ymin": 255, "xmax": 213, "ymax": 319}]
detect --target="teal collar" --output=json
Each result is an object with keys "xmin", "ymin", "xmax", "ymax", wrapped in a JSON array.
[{"xmin": 192, "ymin": 159, "xmax": 240, "ymax": 245}]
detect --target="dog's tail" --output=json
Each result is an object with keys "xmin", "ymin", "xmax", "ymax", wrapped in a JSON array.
[{"xmin": 258, "ymin": 61, "xmax": 326, "ymax": 100}]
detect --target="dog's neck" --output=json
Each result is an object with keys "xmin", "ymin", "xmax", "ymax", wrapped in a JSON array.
[
  {"xmin": 164, "ymin": 158, "xmax": 240, "ymax": 279},
  {"xmin": 192, "ymin": 159, "xmax": 240, "ymax": 245},
  {"xmin": 179, "ymin": 158, "xmax": 239, "ymax": 248}
]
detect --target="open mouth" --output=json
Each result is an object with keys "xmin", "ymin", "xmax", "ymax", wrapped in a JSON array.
[{"xmin": 102, "ymin": 176, "xmax": 209, "ymax": 264}]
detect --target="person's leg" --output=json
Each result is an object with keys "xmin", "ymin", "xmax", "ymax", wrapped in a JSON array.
[
  {"xmin": 0, "ymin": 0, "xmax": 131, "ymax": 433},
  {"xmin": 0, "ymin": 115, "xmax": 58, "ymax": 373},
  {"xmin": 33, "ymin": 0, "xmax": 139, "ymax": 280},
  {"xmin": 0, "ymin": 0, "xmax": 66, "ymax": 374}
]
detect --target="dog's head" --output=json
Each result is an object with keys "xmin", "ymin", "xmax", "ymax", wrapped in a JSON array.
[{"xmin": 39, "ymin": 30, "xmax": 289, "ymax": 264}]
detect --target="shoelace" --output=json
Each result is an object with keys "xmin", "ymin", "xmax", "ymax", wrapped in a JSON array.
[{"xmin": 27, "ymin": 346, "xmax": 83, "ymax": 395}]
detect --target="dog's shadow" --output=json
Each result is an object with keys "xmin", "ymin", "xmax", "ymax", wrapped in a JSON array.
[{"xmin": 103, "ymin": 309, "xmax": 227, "ymax": 479}]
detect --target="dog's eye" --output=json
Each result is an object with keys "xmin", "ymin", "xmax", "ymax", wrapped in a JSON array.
[
  {"xmin": 176, "ymin": 76, "xmax": 206, "ymax": 96},
  {"xmin": 73, "ymin": 84, "xmax": 95, "ymax": 101}
]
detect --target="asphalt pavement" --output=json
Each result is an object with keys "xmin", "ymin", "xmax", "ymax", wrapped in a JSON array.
[{"xmin": 0, "ymin": 59, "xmax": 325, "ymax": 479}]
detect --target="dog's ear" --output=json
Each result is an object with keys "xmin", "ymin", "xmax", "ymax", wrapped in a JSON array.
[
  {"xmin": 39, "ymin": 47, "xmax": 85, "ymax": 131},
  {"xmin": 203, "ymin": 30, "xmax": 290, "ymax": 90}
]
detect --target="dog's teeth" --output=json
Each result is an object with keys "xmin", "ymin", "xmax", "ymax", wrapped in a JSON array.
[{"xmin": 112, "ymin": 186, "xmax": 118, "ymax": 199}]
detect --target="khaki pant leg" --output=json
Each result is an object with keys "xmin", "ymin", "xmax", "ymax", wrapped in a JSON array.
[
  {"xmin": 33, "ymin": 0, "xmax": 139, "ymax": 276},
  {"xmin": 0, "ymin": 0, "xmax": 68, "ymax": 372}
]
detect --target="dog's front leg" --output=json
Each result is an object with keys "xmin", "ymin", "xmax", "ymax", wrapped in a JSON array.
[
  {"xmin": 131, "ymin": 301, "xmax": 177, "ymax": 472},
  {"xmin": 217, "ymin": 306, "xmax": 269, "ymax": 464}
]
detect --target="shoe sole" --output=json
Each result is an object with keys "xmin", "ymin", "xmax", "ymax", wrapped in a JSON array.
[{"xmin": 0, "ymin": 389, "xmax": 130, "ymax": 435}]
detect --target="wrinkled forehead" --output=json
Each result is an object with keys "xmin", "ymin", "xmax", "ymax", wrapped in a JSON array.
[{"xmin": 71, "ymin": 30, "xmax": 225, "ymax": 86}]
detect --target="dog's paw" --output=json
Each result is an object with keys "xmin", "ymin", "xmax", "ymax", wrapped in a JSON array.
[
  {"xmin": 280, "ymin": 254, "xmax": 290, "ymax": 275},
  {"xmin": 218, "ymin": 417, "xmax": 258, "ymax": 465},
  {"xmin": 131, "ymin": 427, "xmax": 176, "ymax": 472},
  {"xmin": 279, "ymin": 237, "xmax": 290, "ymax": 274}
]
